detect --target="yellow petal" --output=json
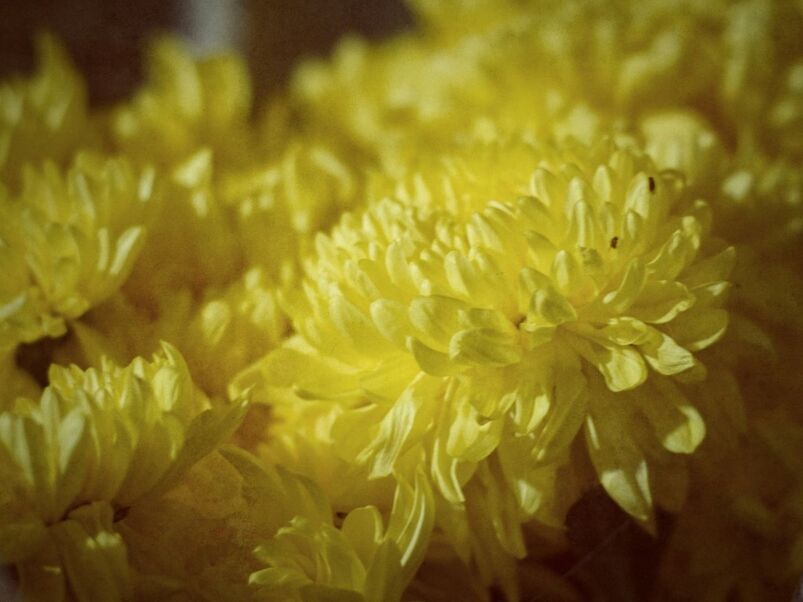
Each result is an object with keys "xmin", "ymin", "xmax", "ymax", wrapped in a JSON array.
[
  {"xmin": 446, "ymin": 399, "xmax": 503, "ymax": 462},
  {"xmin": 571, "ymin": 335, "xmax": 647, "ymax": 392},
  {"xmin": 530, "ymin": 286, "xmax": 577, "ymax": 325},
  {"xmin": 368, "ymin": 376, "xmax": 438, "ymax": 478},
  {"xmin": 639, "ymin": 330, "xmax": 695, "ymax": 375},
  {"xmin": 49, "ymin": 502, "xmax": 132, "ymax": 602},
  {"xmin": 641, "ymin": 379, "xmax": 706, "ymax": 454},
  {"xmin": 386, "ymin": 471, "xmax": 435, "ymax": 579},
  {"xmin": 407, "ymin": 337, "xmax": 460, "ymax": 377},
  {"xmin": 629, "ymin": 280, "xmax": 694, "ymax": 324},
  {"xmin": 369, "ymin": 299, "xmax": 411, "ymax": 347},
  {"xmin": 602, "ymin": 258, "xmax": 646, "ymax": 314},
  {"xmin": 448, "ymin": 329, "xmax": 522, "ymax": 366},
  {"xmin": 584, "ymin": 411, "xmax": 653, "ymax": 524},
  {"xmin": 680, "ymin": 246, "xmax": 736, "ymax": 287},
  {"xmin": 330, "ymin": 293, "xmax": 390, "ymax": 354},
  {"xmin": 531, "ymin": 354, "xmax": 588, "ymax": 463},
  {"xmin": 408, "ymin": 295, "xmax": 465, "ymax": 346},
  {"xmin": 666, "ymin": 308, "xmax": 729, "ymax": 351}
]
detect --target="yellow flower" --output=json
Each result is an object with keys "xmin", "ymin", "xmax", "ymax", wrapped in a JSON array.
[
  {"xmin": 250, "ymin": 468, "xmax": 434, "ymax": 602},
  {"xmin": 0, "ymin": 343, "xmax": 247, "ymax": 600},
  {"xmin": 238, "ymin": 136, "xmax": 736, "ymax": 597},
  {"xmin": 411, "ymin": 0, "xmax": 803, "ymax": 126},
  {"xmin": 0, "ymin": 2, "xmax": 799, "ymax": 598},
  {"xmin": 291, "ymin": 26, "xmax": 590, "ymax": 164},
  {"xmin": 110, "ymin": 37, "xmax": 252, "ymax": 170},
  {"xmin": 294, "ymin": 0, "xmax": 803, "ymax": 178},
  {"xmin": 0, "ymin": 34, "xmax": 89, "ymax": 190},
  {"xmin": 0, "ymin": 153, "xmax": 156, "ymax": 350}
]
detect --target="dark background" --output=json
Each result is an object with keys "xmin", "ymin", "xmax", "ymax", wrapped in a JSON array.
[{"xmin": 0, "ymin": 0, "xmax": 412, "ymax": 105}]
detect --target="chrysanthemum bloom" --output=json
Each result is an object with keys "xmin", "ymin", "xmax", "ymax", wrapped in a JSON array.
[
  {"xmin": 250, "ymin": 468, "xmax": 433, "ymax": 602},
  {"xmin": 0, "ymin": 35, "xmax": 89, "ymax": 190},
  {"xmin": 81, "ymin": 39, "xmax": 365, "ymax": 401},
  {"xmin": 0, "ymin": 344, "xmax": 246, "ymax": 601},
  {"xmin": 290, "ymin": 19, "xmax": 599, "ymax": 168},
  {"xmin": 0, "ymin": 153, "xmax": 156, "ymax": 351},
  {"xmin": 87, "ymin": 140, "xmax": 359, "ymax": 400},
  {"xmin": 238, "ymin": 136, "xmax": 736, "ymax": 595},
  {"xmin": 110, "ymin": 37, "xmax": 253, "ymax": 171},
  {"xmin": 293, "ymin": 0, "xmax": 803, "ymax": 180}
]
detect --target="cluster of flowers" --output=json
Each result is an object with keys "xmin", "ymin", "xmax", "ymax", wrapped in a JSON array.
[{"xmin": 1, "ymin": 0, "xmax": 802, "ymax": 599}]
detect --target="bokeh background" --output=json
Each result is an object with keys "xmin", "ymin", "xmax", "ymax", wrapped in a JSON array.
[{"xmin": 0, "ymin": 0, "xmax": 412, "ymax": 105}]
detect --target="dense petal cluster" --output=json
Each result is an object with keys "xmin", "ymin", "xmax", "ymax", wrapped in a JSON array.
[
  {"xmin": 0, "ymin": 344, "xmax": 246, "ymax": 599},
  {"xmin": 238, "ymin": 137, "xmax": 735, "ymax": 596},
  {"xmin": 251, "ymin": 471, "xmax": 433, "ymax": 602},
  {"xmin": 110, "ymin": 37, "xmax": 253, "ymax": 170},
  {"xmin": 0, "ymin": 154, "xmax": 155, "ymax": 349},
  {"xmin": 0, "ymin": 0, "xmax": 801, "ymax": 600},
  {"xmin": 0, "ymin": 35, "xmax": 89, "ymax": 189}
]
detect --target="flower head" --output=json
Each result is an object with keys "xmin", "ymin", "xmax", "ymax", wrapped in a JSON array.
[
  {"xmin": 250, "ymin": 469, "xmax": 433, "ymax": 602},
  {"xmin": 0, "ymin": 153, "xmax": 156, "ymax": 350},
  {"xmin": 111, "ymin": 37, "xmax": 252, "ymax": 170},
  {"xmin": 0, "ymin": 343, "xmax": 246, "ymax": 597},
  {"xmin": 242, "ymin": 137, "xmax": 736, "ymax": 574},
  {"xmin": 0, "ymin": 34, "xmax": 89, "ymax": 189}
]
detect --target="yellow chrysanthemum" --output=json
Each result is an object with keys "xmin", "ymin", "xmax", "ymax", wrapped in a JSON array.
[
  {"xmin": 250, "ymin": 469, "xmax": 433, "ymax": 602},
  {"xmin": 294, "ymin": 0, "xmax": 803, "ymax": 186},
  {"xmin": 411, "ymin": 0, "xmax": 803, "ymax": 131},
  {"xmin": 0, "ymin": 153, "xmax": 156, "ymax": 351},
  {"xmin": 291, "ymin": 24, "xmax": 598, "ymax": 168},
  {"xmin": 0, "ymin": 34, "xmax": 90, "ymax": 190},
  {"xmin": 0, "ymin": 343, "xmax": 246, "ymax": 600},
  {"xmin": 238, "ymin": 136, "xmax": 736, "ymax": 598},
  {"xmin": 110, "ymin": 37, "xmax": 253, "ymax": 170},
  {"xmin": 0, "ymin": 1, "xmax": 799, "ymax": 598}
]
